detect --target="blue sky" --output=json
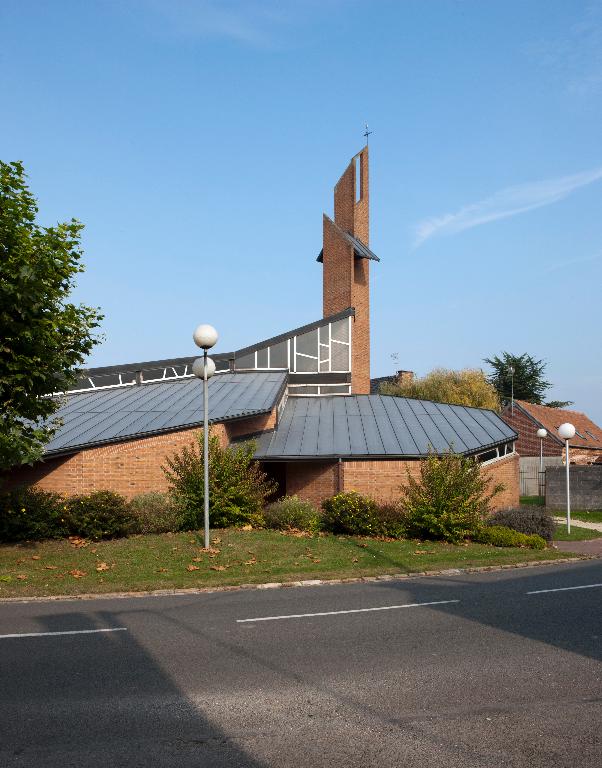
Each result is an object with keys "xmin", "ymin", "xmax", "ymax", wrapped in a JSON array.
[{"xmin": 2, "ymin": 0, "xmax": 601, "ymax": 420}]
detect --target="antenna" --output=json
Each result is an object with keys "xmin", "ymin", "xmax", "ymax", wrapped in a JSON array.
[{"xmin": 363, "ymin": 123, "xmax": 372, "ymax": 145}]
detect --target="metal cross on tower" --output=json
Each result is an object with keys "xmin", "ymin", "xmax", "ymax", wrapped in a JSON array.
[{"xmin": 364, "ymin": 123, "xmax": 372, "ymax": 144}]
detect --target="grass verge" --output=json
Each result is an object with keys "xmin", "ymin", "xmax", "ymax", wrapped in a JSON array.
[
  {"xmin": 553, "ymin": 524, "xmax": 602, "ymax": 541},
  {"xmin": 568, "ymin": 510, "xmax": 602, "ymax": 524},
  {"xmin": 520, "ymin": 496, "xmax": 545, "ymax": 506},
  {"xmin": 0, "ymin": 529, "xmax": 576, "ymax": 599}
]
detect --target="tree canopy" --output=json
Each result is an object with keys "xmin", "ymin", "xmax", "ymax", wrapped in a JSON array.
[
  {"xmin": 483, "ymin": 352, "xmax": 572, "ymax": 408},
  {"xmin": 0, "ymin": 161, "xmax": 103, "ymax": 470},
  {"xmin": 380, "ymin": 368, "xmax": 500, "ymax": 410}
]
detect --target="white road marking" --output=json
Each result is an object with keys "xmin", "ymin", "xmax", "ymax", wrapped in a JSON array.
[
  {"xmin": 237, "ymin": 599, "xmax": 460, "ymax": 623},
  {"xmin": 527, "ymin": 583, "xmax": 602, "ymax": 595},
  {"xmin": 0, "ymin": 627, "xmax": 127, "ymax": 639}
]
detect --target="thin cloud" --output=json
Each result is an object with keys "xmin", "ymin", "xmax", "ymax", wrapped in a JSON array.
[
  {"xmin": 542, "ymin": 252, "xmax": 601, "ymax": 275},
  {"xmin": 414, "ymin": 166, "xmax": 602, "ymax": 247}
]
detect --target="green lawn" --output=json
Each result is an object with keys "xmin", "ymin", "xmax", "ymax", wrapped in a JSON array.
[
  {"xmin": 553, "ymin": 524, "xmax": 602, "ymax": 541},
  {"xmin": 520, "ymin": 496, "xmax": 545, "ymax": 506},
  {"xmin": 0, "ymin": 529, "xmax": 576, "ymax": 599},
  {"xmin": 569, "ymin": 510, "xmax": 602, "ymax": 524}
]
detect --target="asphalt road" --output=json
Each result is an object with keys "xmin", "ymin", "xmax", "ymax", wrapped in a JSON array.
[{"xmin": 1, "ymin": 561, "xmax": 601, "ymax": 768}]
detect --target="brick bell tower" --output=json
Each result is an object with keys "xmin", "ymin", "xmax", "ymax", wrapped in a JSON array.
[{"xmin": 320, "ymin": 146, "xmax": 378, "ymax": 394}]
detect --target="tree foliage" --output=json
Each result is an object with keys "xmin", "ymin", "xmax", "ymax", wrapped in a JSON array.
[
  {"xmin": 1, "ymin": 161, "xmax": 103, "ymax": 469},
  {"xmin": 484, "ymin": 351, "xmax": 572, "ymax": 407},
  {"xmin": 380, "ymin": 368, "xmax": 500, "ymax": 410}
]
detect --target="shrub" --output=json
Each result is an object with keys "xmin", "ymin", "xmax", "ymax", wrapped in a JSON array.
[
  {"xmin": 65, "ymin": 491, "xmax": 134, "ymax": 540},
  {"xmin": 488, "ymin": 507, "xmax": 555, "ymax": 543},
  {"xmin": 474, "ymin": 525, "xmax": 546, "ymax": 550},
  {"xmin": 163, "ymin": 432, "xmax": 276, "ymax": 530},
  {"xmin": 0, "ymin": 487, "xmax": 67, "ymax": 542},
  {"xmin": 401, "ymin": 450, "xmax": 503, "ymax": 543},
  {"xmin": 320, "ymin": 492, "xmax": 406, "ymax": 538},
  {"xmin": 321, "ymin": 492, "xmax": 381, "ymax": 536},
  {"xmin": 129, "ymin": 492, "xmax": 184, "ymax": 534},
  {"xmin": 262, "ymin": 496, "xmax": 321, "ymax": 533}
]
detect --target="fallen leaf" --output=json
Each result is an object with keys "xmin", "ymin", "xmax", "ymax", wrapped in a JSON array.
[
  {"xmin": 44, "ymin": 565, "xmax": 58, "ymax": 570},
  {"xmin": 312, "ymin": 559, "xmax": 321, "ymax": 564},
  {"xmin": 69, "ymin": 569, "xmax": 87, "ymax": 578},
  {"xmin": 244, "ymin": 559, "xmax": 257, "ymax": 566},
  {"xmin": 16, "ymin": 558, "xmax": 25, "ymax": 564},
  {"xmin": 16, "ymin": 574, "xmax": 28, "ymax": 580},
  {"xmin": 157, "ymin": 567, "xmax": 168, "ymax": 573},
  {"xmin": 358, "ymin": 543, "xmax": 368, "ymax": 548},
  {"xmin": 90, "ymin": 548, "xmax": 97, "ymax": 554},
  {"xmin": 69, "ymin": 536, "xmax": 88, "ymax": 548},
  {"xmin": 352, "ymin": 557, "xmax": 359, "ymax": 563},
  {"xmin": 186, "ymin": 564, "xmax": 200, "ymax": 571},
  {"xmin": 211, "ymin": 537, "xmax": 222, "ymax": 545},
  {"xmin": 210, "ymin": 565, "xmax": 228, "ymax": 571},
  {"xmin": 192, "ymin": 557, "xmax": 203, "ymax": 562},
  {"xmin": 240, "ymin": 524, "xmax": 253, "ymax": 531},
  {"xmin": 95, "ymin": 562, "xmax": 110, "ymax": 572},
  {"xmin": 200, "ymin": 547, "xmax": 220, "ymax": 555},
  {"xmin": 31, "ymin": 555, "xmax": 41, "ymax": 561}
]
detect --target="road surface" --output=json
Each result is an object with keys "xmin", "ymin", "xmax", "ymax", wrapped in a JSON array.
[{"xmin": 1, "ymin": 560, "xmax": 601, "ymax": 767}]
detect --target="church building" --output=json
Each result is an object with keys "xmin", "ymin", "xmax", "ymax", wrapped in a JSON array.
[{"xmin": 6, "ymin": 147, "xmax": 519, "ymax": 509}]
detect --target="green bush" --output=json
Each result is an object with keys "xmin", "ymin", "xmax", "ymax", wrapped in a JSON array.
[
  {"xmin": 321, "ymin": 492, "xmax": 406, "ymax": 538},
  {"xmin": 321, "ymin": 492, "xmax": 381, "ymax": 536},
  {"xmin": 488, "ymin": 507, "xmax": 555, "ymax": 543},
  {"xmin": 262, "ymin": 496, "xmax": 321, "ymax": 533},
  {"xmin": 0, "ymin": 487, "xmax": 67, "ymax": 542},
  {"xmin": 474, "ymin": 525, "xmax": 546, "ymax": 550},
  {"xmin": 65, "ymin": 491, "xmax": 134, "ymax": 540},
  {"xmin": 401, "ymin": 450, "xmax": 503, "ymax": 543},
  {"xmin": 163, "ymin": 432, "xmax": 276, "ymax": 530},
  {"xmin": 128, "ymin": 492, "xmax": 184, "ymax": 534},
  {"xmin": 374, "ymin": 503, "xmax": 408, "ymax": 539}
]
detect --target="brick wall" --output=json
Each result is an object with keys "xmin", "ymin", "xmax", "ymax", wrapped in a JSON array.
[
  {"xmin": 4, "ymin": 409, "xmax": 277, "ymax": 499},
  {"xmin": 283, "ymin": 453, "xmax": 519, "ymax": 511},
  {"xmin": 285, "ymin": 461, "xmax": 339, "ymax": 506},
  {"xmin": 545, "ymin": 465, "xmax": 602, "ymax": 511}
]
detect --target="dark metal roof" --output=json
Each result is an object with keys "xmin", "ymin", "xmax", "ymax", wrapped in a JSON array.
[
  {"xmin": 254, "ymin": 395, "xmax": 517, "ymax": 460},
  {"xmin": 317, "ymin": 217, "xmax": 380, "ymax": 263},
  {"xmin": 45, "ymin": 371, "xmax": 287, "ymax": 456}
]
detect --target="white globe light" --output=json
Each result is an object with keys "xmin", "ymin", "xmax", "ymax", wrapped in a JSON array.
[
  {"xmin": 193, "ymin": 324, "xmax": 218, "ymax": 350},
  {"xmin": 536, "ymin": 428, "xmax": 548, "ymax": 439},
  {"xmin": 192, "ymin": 356, "xmax": 216, "ymax": 379},
  {"xmin": 558, "ymin": 422, "xmax": 575, "ymax": 440}
]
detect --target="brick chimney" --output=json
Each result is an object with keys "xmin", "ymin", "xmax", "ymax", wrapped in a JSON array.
[{"xmin": 321, "ymin": 147, "xmax": 374, "ymax": 394}]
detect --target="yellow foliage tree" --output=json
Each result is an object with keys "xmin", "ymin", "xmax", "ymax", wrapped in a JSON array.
[{"xmin": 380, "ymin": 368, "xmax": 500, "ymax": 410}]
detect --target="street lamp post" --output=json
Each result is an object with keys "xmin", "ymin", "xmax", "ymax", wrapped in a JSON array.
[
  {"xmin": 193, "ymin": 324, "xmax": 219, "ymax": 549},
  {"xmin": 558, "ymin": 422, "xmax": 575, "ymax": 534},
  {"xmin": 536, "ymin": 427, "xmax": 547, "ymax": 497}
]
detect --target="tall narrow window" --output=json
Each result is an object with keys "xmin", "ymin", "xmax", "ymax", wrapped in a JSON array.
[{"xmin": 355, "ymin": 155, "xmax": 361, "ymax": 202}]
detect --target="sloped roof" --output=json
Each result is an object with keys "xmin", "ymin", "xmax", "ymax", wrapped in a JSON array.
[
  {"xmin": 255, "ymin": 395, "xmax": 516, "ymax": 460},
  {"xmin": 511, "ymin": 400, "xmax": 602, "ymax": 450},
  {"xmin": 317, "ymin": 216, "xmax": 379, "ymax": 263},
  {"xmin": 44, "ymin": 371, "xmax": 287, "ymax": 456}
]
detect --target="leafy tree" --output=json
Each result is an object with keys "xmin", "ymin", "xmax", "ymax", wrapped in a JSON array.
[
  {"xmin": 0, "ymin": 161, "xmax": 103, "ymax": 470},
  {"xmin": 380, "ymin": 368, "xmax": 500, "ymax": 410},
  {"xmin": 163, "ymin": 431, "xmax": 276, "ymax": 529},
  {"xmin": 484, "ymin": 352, "xmax": 572, "ymax": 407}
]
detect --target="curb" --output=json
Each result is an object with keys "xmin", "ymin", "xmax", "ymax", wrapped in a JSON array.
[{"xmin": 0, "ymin": 555, "xmax": 596, "ymax": 604}]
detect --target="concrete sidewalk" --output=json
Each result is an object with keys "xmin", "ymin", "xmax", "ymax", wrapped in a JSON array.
[{"xmin": 553, "ymin": 516, "xmax": 602, "ymax": 531}]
